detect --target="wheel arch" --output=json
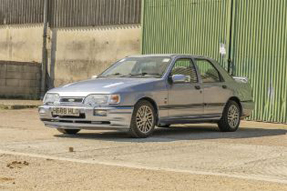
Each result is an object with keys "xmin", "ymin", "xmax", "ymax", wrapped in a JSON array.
[
  {"xmin": 135, "ymin": 97, "xmax": 159, "ymax": 124},
  {"xmin": 228, "ymin": 96, "xmax": 243, "ymax": 116}
]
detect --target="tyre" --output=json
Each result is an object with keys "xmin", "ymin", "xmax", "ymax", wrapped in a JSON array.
[
  {"xmin": 57, "ymin": 128, "xmax": 81, "ymax": 135},
  {"xmin": 218, "ymin": 100, "xmax": 241, "ymax": 132},
  {"xmin": 129, "ymin": 100, "xmax": 156, "ymax": 138}
]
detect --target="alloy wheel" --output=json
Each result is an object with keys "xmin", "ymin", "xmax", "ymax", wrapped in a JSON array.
[
  {"xmin": 135, "ymin": 105, "xmax": 154, "ymax": 133},
  {"xmin": 227, "ymin": 105, "xmax": 240, "ymax": 128}
]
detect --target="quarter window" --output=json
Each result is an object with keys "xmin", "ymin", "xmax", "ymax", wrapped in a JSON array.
[
  {"xmin": 171, "ymin": 59, "xmax": 198, "ymax": 83},
  {"xmin": 195, "ymin": 59, "xmax": 221, "ymax": 83}
]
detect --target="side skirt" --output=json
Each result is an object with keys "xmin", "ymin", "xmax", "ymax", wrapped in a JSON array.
[{"xmin": 158, "ymin": 114, "xmax": 222, "ymax": 125}]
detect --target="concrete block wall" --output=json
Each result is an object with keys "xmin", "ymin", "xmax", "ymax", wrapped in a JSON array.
[{"xmin": 0, "ymin": 61, "xmax": 41, "ymax": 99}]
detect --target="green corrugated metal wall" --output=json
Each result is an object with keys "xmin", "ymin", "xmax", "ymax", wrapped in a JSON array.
[
  {"xmin": 142, "ymin": 0, "xmax": 231, "ymax": 69},
  {"xmin": 142, "ymin": 0, "xmax": 287, "ymax": 123},
  {"xmin": 231, "ymin": 0, "xmax": 287, "ymax": 123}
]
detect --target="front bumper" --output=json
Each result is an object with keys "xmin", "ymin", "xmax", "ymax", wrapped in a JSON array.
[{"xmin": 38, "ymin": 105, "xmax": 133, "ymax": 131}]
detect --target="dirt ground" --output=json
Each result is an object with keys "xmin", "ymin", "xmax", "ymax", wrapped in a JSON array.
[{"xmin": 0, "ymin": 109, "xmax": 287, "ymax": 191}]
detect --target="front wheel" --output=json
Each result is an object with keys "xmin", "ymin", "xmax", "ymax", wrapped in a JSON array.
[
  {"xmin": 218, "ymin": 101, "xmax": 241, "ymax": 132},
  {"xmin": 129, "ymin": 100, "xmax": 156, "ymax": 138},
  {"xmin": 57, "ymin": 128, "xmax": 81, "ymax": 135}
]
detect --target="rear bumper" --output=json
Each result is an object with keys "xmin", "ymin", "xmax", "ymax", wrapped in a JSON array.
[
  {"xmin": 38, "ymin": 105, "xmax": 133, "ymax": 131},
  {"xmin": 241, "ymin": 100, "xmax": 255, "ymax": 118}
]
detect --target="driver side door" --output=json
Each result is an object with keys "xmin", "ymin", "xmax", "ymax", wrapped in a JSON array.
[{"xmin": 166, "ymin": 58, "xmax": 204, "ymax": 122}]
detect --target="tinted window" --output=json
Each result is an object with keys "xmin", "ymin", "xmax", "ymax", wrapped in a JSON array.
[
  {"xmin": 171, "ymin": 59, "xmax": 198, "ymax": 83},
  {"xmin": 195, "ymin": 59, "xmax": 221, "ymax": 83}
]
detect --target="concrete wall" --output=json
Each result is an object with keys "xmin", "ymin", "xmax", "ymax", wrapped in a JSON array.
[
  {"xmin": 0, "ymin": 25, "xmax": 43, "ymax": 62},
  {"xmin": 0, "ymin": 61, "xmax": 41, "ymax": 99},
  {"xmin": 50, "ymin": 25, "xmax": 141, "ymax": 87},
  {"xmin": 0, "ymin": 24, "xmax": 141, "ymax": 90},
  {"xmin": 0, "ymin": 25, "xmax": 42, "ymax": 99}
]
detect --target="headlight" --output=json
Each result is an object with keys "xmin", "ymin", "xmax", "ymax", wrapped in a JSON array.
[
  {"xmin": 84, "ymin": 94, "xmax": 120, "ymax": 106},
  {"xmin": 43, "ymin": 93, "xmax": 60, "ymax": 105}
]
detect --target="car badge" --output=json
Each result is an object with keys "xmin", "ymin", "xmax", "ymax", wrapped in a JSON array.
[{"xmin": 68, "ymin": 98, "xmax": 75, "ymax": 102}]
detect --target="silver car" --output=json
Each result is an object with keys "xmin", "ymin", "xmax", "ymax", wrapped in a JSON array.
[{"xmin": 39, "ymin": 54, "xmax": 254, "ymax": 138}]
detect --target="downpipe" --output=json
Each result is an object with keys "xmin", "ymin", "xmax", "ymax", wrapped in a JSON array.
[{"xmin": 41, "ymin": 0, "xmax": 49, "ymax": 99}]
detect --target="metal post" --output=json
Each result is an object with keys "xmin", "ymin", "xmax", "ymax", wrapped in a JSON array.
[
  {"xmin": 227, "ymin": 0, "xmax": 234, "ymax": 75},
  {"xmin": 41, "ymin": 0, "xmax": 49, "ymax": 99}
]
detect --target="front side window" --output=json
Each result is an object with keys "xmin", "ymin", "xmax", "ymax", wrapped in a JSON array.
[
  {"xmin": 171, "ymin": 59, "xmax": 198, "ymax": 83},
  {"xmin": 195, "ymin": 59, "xmax": 221, "ymax": 83},
  {"xmin": 99, "ymin": 57, "xmax": 172, "ymax": 78}
]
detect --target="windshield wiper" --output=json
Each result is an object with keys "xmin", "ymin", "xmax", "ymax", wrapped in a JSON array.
[
  {"xmin": 100, "ymin": 73, "xmax": 124, "ymax": 78},
  {"xmin": 100, "ymin": 72, "xmax": 162, "ymax": 78},
  {"xmin": 128, "ymin": 73, "xmax": 162, "ymax": 77}
]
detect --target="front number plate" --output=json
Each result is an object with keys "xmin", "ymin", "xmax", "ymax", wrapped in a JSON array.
[{"xmin": 52, "ymin": 108, "xmax": 80, "ymax": 116}]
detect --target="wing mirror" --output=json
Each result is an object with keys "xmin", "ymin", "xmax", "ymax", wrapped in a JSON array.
[
  {"xmin": 171, "ymin": 74, "xmax": 187, "ymax": 83},
  {"xmin": 91, "ymin": 75, "xmax": 98, "ymax": 79}
]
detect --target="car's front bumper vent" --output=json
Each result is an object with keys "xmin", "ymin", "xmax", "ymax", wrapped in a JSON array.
[{"xmin": 52, "ymin": 113, "xmax": 86, "ymax": 119}]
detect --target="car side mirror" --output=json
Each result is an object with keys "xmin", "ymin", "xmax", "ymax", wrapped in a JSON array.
[
  {"xmin": 172, "ymin": 74, "xmax": 187, "ymax": 83},
  {"xmin": 91, "ymin": 75, "xmax": 98, "ymax": 79}
]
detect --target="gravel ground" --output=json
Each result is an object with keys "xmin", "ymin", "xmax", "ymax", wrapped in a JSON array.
[
  {"xmin": 0, "ymin": 109, "xmax": 287, "ymax": 190},
  {"xmin": 1, "ymin": 154, "xmax": 287, "ymax": 191}
]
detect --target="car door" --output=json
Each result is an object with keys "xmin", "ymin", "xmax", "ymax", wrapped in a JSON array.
[
  {"xmin": 194, "ymin": 59, "xmax": 231, "ymax": 117},
  {"xmin": 166, "ymin": 58, "xmax": 204, "ymax": 121}
]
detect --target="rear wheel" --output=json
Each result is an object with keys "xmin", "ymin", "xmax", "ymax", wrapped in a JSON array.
[
  {"xmin": 129, "ymin": 100, "xmax": 156, "ymax": 138},
  {"xmin": 218, "ymin": 100, "xmax": 241, "ymax": 132},
  {"xmin": 57, "ymin": 129, "xmax": 81, "ymax": 135}
]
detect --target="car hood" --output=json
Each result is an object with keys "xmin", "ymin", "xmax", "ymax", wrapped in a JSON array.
[{"xmin": 48, "ymin": 78, "xmax": 160, "ymax": 97}]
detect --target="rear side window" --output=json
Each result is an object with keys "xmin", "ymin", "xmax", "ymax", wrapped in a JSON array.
[
  {"xmin": 171, "ymin": 59, "xmax": 198, "ymax": 83},
  {"xmin": 195, "ymin": 59, "xmax": 222, "ymax": 83}
]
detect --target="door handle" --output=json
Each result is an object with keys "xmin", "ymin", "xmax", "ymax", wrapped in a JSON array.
[
  {"xmin": 222, "ymin": 85, "xmax": 227, "ymax": 89},
  {"xmin": 195, "ymin": 85, "xmax": 201, "ymax": 90}
]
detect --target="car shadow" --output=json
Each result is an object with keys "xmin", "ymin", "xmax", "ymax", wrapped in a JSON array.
[{"xmin": 54, "ymin": 124, "xmax": 287, "ymax": 143}]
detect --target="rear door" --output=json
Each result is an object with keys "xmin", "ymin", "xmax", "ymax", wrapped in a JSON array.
[{"xmin": 194, "ymin": 59, "xmax": 231, "ymax": 117}]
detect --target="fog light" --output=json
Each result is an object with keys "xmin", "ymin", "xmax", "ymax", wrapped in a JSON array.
[
  {"xmin": 94, "ymin": 109, "xmax": 108, "ymax": 116},
  {"xmin": 39, "ymin": 108, "xmax": 46, "ymax": 114}
]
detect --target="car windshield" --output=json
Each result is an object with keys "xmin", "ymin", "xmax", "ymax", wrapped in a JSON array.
[{"xmin": 99, "ymin": 57, "xmax": 172, "ymax": 78}]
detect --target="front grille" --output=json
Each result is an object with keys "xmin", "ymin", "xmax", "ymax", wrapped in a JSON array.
[{"xmin": 60, "ymin": 97, "xmax": 84, "ymax": 104}]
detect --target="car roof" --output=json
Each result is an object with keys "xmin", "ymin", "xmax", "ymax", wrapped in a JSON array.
[
  {"xmin": 127, "ymin": 54, "xmax": 211, "ymax": 60},
  {"xmin": 125, "ymin": 54, "xmax": 235, "ymax": 82}
]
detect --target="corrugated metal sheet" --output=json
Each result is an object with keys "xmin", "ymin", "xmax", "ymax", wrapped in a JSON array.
[
  {"xmin": 142, "ymin": 0, "xmax": 287, "ymax": 123},
  {"xmin": 0, "ymin": 0, "xmax": 141, "ymax": 27},
  {"xmin": 50, "ymin": 0, "xmax": 141, "ymax": 27},
  {"xmin": 232, "ymin": 0, "xmax": 287, "ymax": 123},
  {"xmin": 142, "ymin": 0, "xmax": 231, "ymax": 69},
  {"xmin": 0, "ymin": 0, "xmax": 44, "ymax": 25}
]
